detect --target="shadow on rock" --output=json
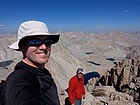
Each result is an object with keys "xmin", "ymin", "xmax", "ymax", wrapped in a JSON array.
[
  {"xmin": 106, "ymin": 57, "xmax": 115, "ymax": 61},
  {"xmin": 84, "ymin": 71, "xmax": 100, "ymax": 85},
  {"xmin": 86, "ymin": 61, "xmax": 101, "ymax": 66},
  {"xmin": 0, "ymin": 60, "xmax": 14, "ymax": 69}
]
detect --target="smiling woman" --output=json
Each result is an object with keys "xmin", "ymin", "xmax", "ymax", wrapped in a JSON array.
[{"xmin": 5, "ymin": 20, "xmax": 61, "ymax": 105}]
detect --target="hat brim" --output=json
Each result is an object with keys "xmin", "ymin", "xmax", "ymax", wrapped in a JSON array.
[{"xmin": 8, "ymin": 33, "xmax": 60, "ymax": 50}]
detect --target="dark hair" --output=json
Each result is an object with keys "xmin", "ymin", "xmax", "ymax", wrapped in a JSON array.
[{"xmin": 18, "ymin": 37, "xmax": 29, "ymax": 50}]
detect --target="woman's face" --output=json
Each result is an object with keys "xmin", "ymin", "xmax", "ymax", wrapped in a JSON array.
[{"xmin": 21, "ymin": 35, "xmax": 52, "ymax": 68}]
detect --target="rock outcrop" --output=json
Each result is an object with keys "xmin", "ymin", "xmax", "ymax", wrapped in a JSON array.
[
  {"xmin": 96, "ymin": 57, "xmax": 140, "ymax": 104},
  {"xmin": 0, "ymin": 32, "xmax": 140, "ymax": 105}
]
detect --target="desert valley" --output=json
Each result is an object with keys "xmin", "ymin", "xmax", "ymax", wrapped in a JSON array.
[{"xmin": 0, "ymin": 32, "xmax": 140, "ymax": 105}]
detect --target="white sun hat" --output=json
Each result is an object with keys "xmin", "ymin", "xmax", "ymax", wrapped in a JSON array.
[{"xmin": 8, "ymin": 20, "xmax": 60, "ymax": 50}]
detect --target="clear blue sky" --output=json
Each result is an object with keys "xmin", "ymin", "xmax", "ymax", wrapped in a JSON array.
[{"xmin": 0, "ymin": 0, "xmax": 140, "ymax": 34}]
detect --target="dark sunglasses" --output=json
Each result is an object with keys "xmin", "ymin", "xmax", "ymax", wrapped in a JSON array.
[
  {"xmin": 27, "ymin": 39, "xmax": 53, "ymax": 46},
  {"xmin": 77, "ymin": 73, "xmax": 83, "ymax": 75}
]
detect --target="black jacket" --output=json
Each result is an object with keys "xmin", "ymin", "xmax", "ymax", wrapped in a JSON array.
[{"xmin": 5, "ymin": 61, "xmax": 60, "ymax": 105}]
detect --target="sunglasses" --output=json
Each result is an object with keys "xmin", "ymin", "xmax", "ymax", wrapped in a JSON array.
[
  {"xmin": 77, "ymin": 73, "xmax": 83, "ymax": 75},
  {"xmin": 27, "ymin": 38, "xmax": 53, "ymax": 46}
]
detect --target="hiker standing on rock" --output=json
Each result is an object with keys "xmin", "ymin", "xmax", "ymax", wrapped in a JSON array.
[
  {"xmin": 68, "ymin": 67, "xmax": 86, "ymax": 105},
  {"xmin": 6, "ymin": 20, "xmax": 60, "ymax": 105}
]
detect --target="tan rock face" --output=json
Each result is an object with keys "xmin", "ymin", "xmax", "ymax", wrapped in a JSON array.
[
  {"xmin": 0, "ymin": 32, "xmax": 140, "ymax": 105},
  {"xmin": 85, "ymin": 86, "xmax": 138, "ymax": 105},
  {"xmin": 96, "ymin": 58, "xmax": 140, "ymax": 104}
]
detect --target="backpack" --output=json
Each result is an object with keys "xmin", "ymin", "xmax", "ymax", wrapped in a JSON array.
[
  {"xmin": 64, "ymin": 88, "xmax": 71, "ymax": 105},
  {"xmin": 0, "ymin": 80, "xmax": 6, "ymax": 105},
  {"xmin": 65, "ymin": 97, "xmax": 71, "ymax": 105}
]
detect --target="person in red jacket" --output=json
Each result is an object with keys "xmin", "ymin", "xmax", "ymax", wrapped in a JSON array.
[{"xmin": 68, "ymin": 67, "xmax": 86, "ymax": 105}]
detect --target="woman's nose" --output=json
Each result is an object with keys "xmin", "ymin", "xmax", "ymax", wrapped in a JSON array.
[{"xmin": 40, "ymin": 43, "xmax": 51, "ymax": 49}]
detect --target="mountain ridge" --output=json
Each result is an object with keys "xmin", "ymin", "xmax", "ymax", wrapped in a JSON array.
[{"xmin": 0, "ymin": 31, "xmax": 140, "ymax": 104}]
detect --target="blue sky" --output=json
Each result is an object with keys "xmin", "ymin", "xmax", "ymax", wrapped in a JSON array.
[{"xmin": 0, "ymin": 0, "xmax": 140, "ymax": 34}]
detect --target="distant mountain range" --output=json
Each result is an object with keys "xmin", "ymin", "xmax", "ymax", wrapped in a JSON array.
[{"xmin": 0, "ymin": 31, "xmax": 140, "ymax": 104}]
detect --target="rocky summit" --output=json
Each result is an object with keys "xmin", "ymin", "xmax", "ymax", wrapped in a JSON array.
[{"xmin": 0, "ymin": 32, "xmax": 140, "ymax": 105}]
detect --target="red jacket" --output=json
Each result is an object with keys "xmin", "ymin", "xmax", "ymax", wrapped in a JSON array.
[{"xmin": 68, "ymin": 75, "xmax": 86, "ymax": 104}]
